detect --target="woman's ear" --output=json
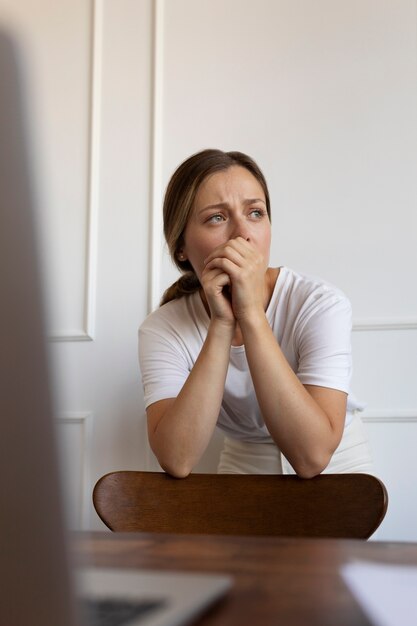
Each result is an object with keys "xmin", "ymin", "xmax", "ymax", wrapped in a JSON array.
[{"xmin": 176, "ymin": 249, "xmax": 187, "ymax": 262}]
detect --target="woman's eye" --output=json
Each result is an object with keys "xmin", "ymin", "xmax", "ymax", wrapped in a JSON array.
[
  {"xmin": 207, "ymin": 214, "xmax": 224, "ymax": 224},
  {"xmin": 249, "ymin": 209, "xmax": 265, "ymax": 219}
]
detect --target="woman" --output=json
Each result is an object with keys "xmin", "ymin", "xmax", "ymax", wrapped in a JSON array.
[{"xmin": 139, "ymin": 149, "xmax": 372, "ymax": 478}]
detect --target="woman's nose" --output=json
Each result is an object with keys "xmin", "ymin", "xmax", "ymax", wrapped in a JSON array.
[{"xmin": 230, "ymin": 219, "xmax": 250, "ymax": 241}]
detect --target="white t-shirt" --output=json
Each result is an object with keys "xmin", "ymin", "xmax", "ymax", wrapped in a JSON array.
[{"xmin": 139, "ymin": 267, "xmax": 362, "ymax": 444}]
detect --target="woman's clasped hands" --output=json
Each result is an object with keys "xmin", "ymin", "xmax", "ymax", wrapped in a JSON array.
[{"xmin": 201, "ymin": 236, "xmax": 267, "ymax": 325}]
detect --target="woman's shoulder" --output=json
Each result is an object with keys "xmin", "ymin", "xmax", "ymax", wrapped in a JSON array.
[
  {"xmin": 279, "ymin": 266, "xmax": 350, "ymax": 304},
  {"xmin": 139, "ymin": 292, "xmax": 202, "ymax": 335},
  {"xmin": 140, "ymin": 296, "xmax": 186, "ymax": 330},
  {"xmin": 271, "ymin": 267, "xmax": 351, "ymax": 327}
]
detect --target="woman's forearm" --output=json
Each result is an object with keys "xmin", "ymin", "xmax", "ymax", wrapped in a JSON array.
[
  {"xmin": 148, "ymin": 320, "xmax": 234, "ymax": 477},
  {"xmin": 239, "ymin": 312, "xmax": 345, "ymax": 478}
]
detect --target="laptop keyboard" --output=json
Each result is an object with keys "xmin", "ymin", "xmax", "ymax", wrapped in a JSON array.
[{"xmin": 81, "ymin": 597, "xmax": 166, "ymax": 626}]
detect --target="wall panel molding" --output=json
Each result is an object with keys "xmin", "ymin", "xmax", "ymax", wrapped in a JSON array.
[
  {"xmin": 361, "ymin": 409, "xmax": 417, "ymax": 423},
  {"xmin": 49, "ymin": 0, "xmax": 101, "ymax": 343},
  {"xmin": 56, "ymin": 411, "xmax": 93, "ymax": 529},
  {"xmin": 148, "ymin": 0, "xmax": 165, "ymax": 314},
  {"xmin": 353, "ymin": 318, "xmax": 417, "ymax": 332}
]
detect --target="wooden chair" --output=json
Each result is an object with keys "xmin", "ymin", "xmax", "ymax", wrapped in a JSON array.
[{"xmin": 93, "ymin": 471, "xmax": 388, "ymax": 539}]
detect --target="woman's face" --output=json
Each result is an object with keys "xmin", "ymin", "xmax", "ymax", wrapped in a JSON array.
[{"xmin": 180, "ymin": 166, "xmax": 271, "ymax": 280}]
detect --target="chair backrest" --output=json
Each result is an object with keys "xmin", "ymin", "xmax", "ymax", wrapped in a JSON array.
[{"xmin": 93, "ymin": 471, "xmax": 388, "ymax": 539}]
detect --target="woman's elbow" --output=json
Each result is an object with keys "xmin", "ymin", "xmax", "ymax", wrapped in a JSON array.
[
  {"xmin": 294, "ymin": 465, "xmax": 322, "ymax": 479},
  {"xmin": 149, "ymin": 437, "xmax": 194, "ymax": 479},
  {"xmin": 292, "ymin": 450, "xmax": 332, "ymax": 479},
  {"xmin": 159, "ymin": 459, "xmax": 193, "ymax": 479}
]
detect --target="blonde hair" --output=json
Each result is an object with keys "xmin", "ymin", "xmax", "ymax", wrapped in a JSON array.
[{"xmin": 161, "ymin": 149, "xmax": 271, "ymax": 306}]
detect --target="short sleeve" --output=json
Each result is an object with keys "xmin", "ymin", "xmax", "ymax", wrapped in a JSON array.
[
  {"xmin": 295, "ymin": 292, "xmax": 352, "ymax": 394},
  {"xmin": 138, "ymin": 325, "xmax": 191, "ymax": 408}
]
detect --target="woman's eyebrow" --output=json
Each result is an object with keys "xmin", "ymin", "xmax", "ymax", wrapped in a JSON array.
[
  {"xmin": 198, "ymin": 198, "xmax": 266, "ymax": 214},
  {"xmin": 198, "ymin": 202, "xmax": 229, "ymax": 213},
  {"xmin": 243, "ymin": 198, "xmax": 266, "ymax": 205}
]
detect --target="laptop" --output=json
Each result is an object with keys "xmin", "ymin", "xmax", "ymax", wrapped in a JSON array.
[{"xmin": 0, "ymin": 28, "xmax": 232, "ymax": 626}]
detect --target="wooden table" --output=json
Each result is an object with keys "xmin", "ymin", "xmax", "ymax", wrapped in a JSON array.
[{"xmin": 73, "ymin": 531, "xmax": 417, "ymax": 626}]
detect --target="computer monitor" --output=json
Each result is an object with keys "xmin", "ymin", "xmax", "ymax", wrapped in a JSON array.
[{"xmin": 0, "ymin": 28, "xmax": 77, "ymax": 626}]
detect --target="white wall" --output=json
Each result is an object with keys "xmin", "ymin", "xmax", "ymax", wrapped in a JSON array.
[
  {"xmin": 1, "ymin": 0, "xmax": 416, "ymax": 539},
  {"xmin": 154, "ymin": 0, "xmax": 417, "ymax": 540}
]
